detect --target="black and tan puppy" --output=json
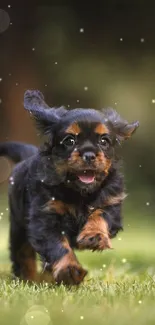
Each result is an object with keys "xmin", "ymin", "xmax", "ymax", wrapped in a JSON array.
[{"xmin": 2, "ymin": 90, "xmax": 139, "ymax": 285}]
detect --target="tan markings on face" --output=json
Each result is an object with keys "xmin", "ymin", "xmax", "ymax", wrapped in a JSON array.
[
  {"xmin": 95, "ymin": 152, "xmax": 112, "ymax": 174},
  {"xmin": 94, "ymin": 123, "xmax": 109, "ymax": 135},
  {"xmin": 68, "ymin": 148, "xmax": 112, "ymax": 176},
  {"xmin": 69, "ymin": 151, "xmax": 80, "ymax": 162},
  {"xmin": 77, "ymin": 209, "xmax": 112, "ymax": 250},
  {"xmin": 66, "ymin": 123, "xmax": 81, "ymax": 135},
  {"xmin": 68, "ymin": 150, "xmax": 84, "ymax": 170},
  {"xmin": 52, "ymin": 237, "xmax": 87, "ymax": 285},
  {"xmin": 43, "ymin": 199, "xmax": 76, "ymax": 217}
]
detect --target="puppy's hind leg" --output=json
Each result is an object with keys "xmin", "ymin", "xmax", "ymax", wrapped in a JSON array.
[{"xmin": 10, "ymin": 220, "xmax": 37, "ymax": 282}]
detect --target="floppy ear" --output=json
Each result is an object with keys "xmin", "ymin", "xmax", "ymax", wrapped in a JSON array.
[
  {"xmin": 102, "ymin": 108, "xmax": 139, "ymax": 143},
  {"xmin": 24, "ymin": 90, "xmax": 64, "ymax": 134}
]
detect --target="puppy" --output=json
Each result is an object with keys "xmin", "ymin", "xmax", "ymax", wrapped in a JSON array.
[{"xmin": 2, "ymin": 90, "xmax": 139, "ymax": 285}]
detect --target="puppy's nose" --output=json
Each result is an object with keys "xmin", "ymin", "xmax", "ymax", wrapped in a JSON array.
[{"xmin": 82, "ymin": 152, "xmax": 96, "ymax": 163}]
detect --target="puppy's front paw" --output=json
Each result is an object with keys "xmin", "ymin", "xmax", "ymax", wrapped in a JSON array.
[
  {"xmin": 53, "ymin": 263, "xmax": 87, "ymax": 285},
  {"xmin": 77, "ymin": 212, "xmax": 112, "ymax": 251},
  {"xmin": 77, "ymin": 231, "xmax": 112, "ymax": 251},
  {"xmin": 52, "ymin": 251, "xmax": 87, "ymax": 285}
]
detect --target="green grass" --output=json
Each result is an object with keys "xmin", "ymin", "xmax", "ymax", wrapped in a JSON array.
[{"xmin": 0, "ymin": 193, "xmax": 155, "ymax": 325}]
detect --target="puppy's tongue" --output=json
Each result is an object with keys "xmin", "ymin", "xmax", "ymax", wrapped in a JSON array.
[{"xmin": 78, "ymin": 171, "xmax": 95, "ymax": 184}]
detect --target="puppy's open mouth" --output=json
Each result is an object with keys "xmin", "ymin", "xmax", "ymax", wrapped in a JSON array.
[{"xmin": 77, "ymin": 170, "xmax": 95, "ymax": 184}]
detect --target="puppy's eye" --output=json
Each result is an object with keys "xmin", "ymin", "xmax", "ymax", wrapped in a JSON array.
[
  {"xmin": 99, "ymin": 136, "xmax": 110, "ymax": 148},
  {"xmin": 62, "ymin": 135, "xmax": 76, "ymax": 148}
]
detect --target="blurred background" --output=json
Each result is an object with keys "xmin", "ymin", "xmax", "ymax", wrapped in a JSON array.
[{"xmin": 0, "ymin": 2, "xmax": 155, "ymax": 273}]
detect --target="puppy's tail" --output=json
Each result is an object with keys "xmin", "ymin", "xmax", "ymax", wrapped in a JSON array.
[{"xmin": 0, "ymin": 141, "xmax": 38, "ymax": 163}]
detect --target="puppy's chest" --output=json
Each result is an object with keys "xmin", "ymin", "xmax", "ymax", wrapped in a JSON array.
[{"xmin": 44, "ymin": 196, "xmax": 97, "ymax": 230}]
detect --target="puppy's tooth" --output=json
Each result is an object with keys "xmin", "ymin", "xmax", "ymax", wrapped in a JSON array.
[{"xmin": 89, "ymin": 206, "xmax": 94, "ymax": 211}]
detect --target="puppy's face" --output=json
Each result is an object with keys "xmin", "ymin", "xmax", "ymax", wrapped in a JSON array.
[
  {"xmin": 24, "ymin": 90, "xmax": 139, "ymax": 194},
  {"xmin": 52, "ymin": 115, "xmax": 114, "ymax": 193}
]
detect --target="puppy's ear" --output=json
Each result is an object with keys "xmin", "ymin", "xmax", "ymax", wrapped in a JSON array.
[
  {"xmin": 102, "ymin": 108, "xmax": 139, "ymax": 143},
  {"xmin": 24, "ymin": 90, "xmax": 61, "ymax": 134}
]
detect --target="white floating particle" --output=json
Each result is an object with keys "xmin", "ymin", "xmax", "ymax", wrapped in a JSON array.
[
  {"xmin": 139, "ymin": 164, "xmax": 142, "ymax": 168},
  {"xmin": 140, "ymin": 38, "xmax": 145, "ymax": 43},
  {"xmin": 51, "ymin": 197, "xmax": 55, "ymax": 201},
  {"xmin": 6, "ymin": 208, "xmax": 8, "ymax": 211},
  {"xmin": 55, "ymin": 61, "xmax": 58, "ymax": 65},
  {"xmin": 122, "ymin": 258, "xmax": 127, "ymax": 263},
  {"xmin": 80, "ymin": 316, "xmax": 84, "ymax": 320},
  {"xmin": 152, "ymin": 99, "xmax": 155, "ymax": 103},
  {"xmin": 128, "ymin": 224, "xmax": 130, "ymax": 227},
  {"xmin": 8, "ymin": 5, "xmax": 11, "ymax": 8},
  {"xmin": 104, "ymin": 118, "xmax": 108, "ymax": 122},
  {"xmin": 118, "ymin": 237, "xmax": 122, "ymax": 241},
  {"xmin": 31, "ymin": 315, "xmax": 34, "ymax": 319},
  {"xmin": 67, "ymin": 180, "xmax": 70, "ymax": 183},
  {"xmin": 1, "ymin": 213, "xmax": 3, "ymax": 216},
  {"xmin": 100, "ymin": 268, "xmax": 103, "ymax": 271},
  {"xmin": 120, "ymin": 38, "xmax": 123, "ymax": 41},
  {"xmin": 84, "ymin": 86, "xmax": 88, "ymax": 91},
  {"xmin": 45, "ymin": 84, "xmax": 47, "ymax": 87},
  {"xmin": 9, "ymin": 73, "xmax": 11, "ymax": 76},
  {"xmin": 61, "ymin": 231, "xmax": 65, "ymax": 235},
  {"xmin": 45, "ymin": 309, "xmax": 48, "ymax": 313},
  {"xmin": 146, "ymin": 202, "xmax": 150, "ymax": 206},
  {"xmin": 102, "ymin": 264, "xmax": 106, "ymax": 268},
  {"xmin": 114, "ymin": 102, "xmax": 117, "ymax": 105},
  {"xmin": 11, "ymin": 181, "xmax": 14, "ymax": 185},
  {"xmin": 0, "ymin": 99, "xmax": 2, "ymax": 104},
  {"xmin": 41, "ymin": 179, "xmax": 44, "ymax": 183},
  {"xmin": 61, "ymin": 309, "xmax": 64, "ymax": 312},
  {"xmin": 89, "ymin": 206, "xmax": 94, "ymax": 211},
  {"xmin": 10, "ymin": 22, "xmax": 12, "ymax": 25},
  {"xmin": 16, "ymin": 83, "xmax": 19, "ymax": 86},
  {"xmin": 79, "ymin": 28, "xmax": 84, "ymax": 33},
  {"xmin": 74, "ymin": 148, "xmax": 77, "ymax": 151},
  {"xmin": 68, "ymin": 105, "xmax": 70, "ymax": 108},
  {"xmin": 138, "ymin": 300, "xmax": 142, "ymax": 304},
  {"xmin": 32, "ymin": 47, "xmax": 35, "ymax": 51},
  {"xmin": 77, "ymin": 99, "xmax": 80, "ymax": 103},
  {"xmin": 60, "ymin": 141, "xmax": 62, "ymax": 144},
  {"xmin": 0, "ymin": 78, "xmax": 2, "ymax": 82}
]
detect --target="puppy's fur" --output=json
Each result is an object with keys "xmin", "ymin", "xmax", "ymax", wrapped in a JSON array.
[{"xmin": 1, "ymin": 90, "xmax": 139, "ymax": 285}]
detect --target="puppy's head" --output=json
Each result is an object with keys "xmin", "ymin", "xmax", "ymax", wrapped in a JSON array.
[{"xmin": 24, "ymin": 90, "xmax": 139, "ymax": 194}]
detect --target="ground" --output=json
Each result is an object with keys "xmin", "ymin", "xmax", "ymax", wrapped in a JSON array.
[{"xmin": 0, "ymin": 191, "xmax": 155, "ymax": 325}]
